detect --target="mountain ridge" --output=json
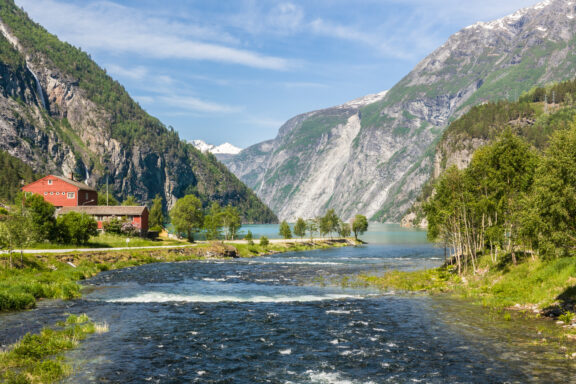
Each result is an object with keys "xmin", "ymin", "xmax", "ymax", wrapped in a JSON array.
[{"xmin": 224, "ymin": 0, "xmax": 576, "ymax": 222}]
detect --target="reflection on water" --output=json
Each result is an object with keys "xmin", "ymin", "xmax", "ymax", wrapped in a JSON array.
[{"xmin": 0, "ymin": 226, "xmax": 573, "ymax": 383}]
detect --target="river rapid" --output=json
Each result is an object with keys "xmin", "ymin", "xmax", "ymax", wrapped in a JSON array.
[{"xmin": 1, "ymin": 224, "xmax": 575, "ymax": 383}]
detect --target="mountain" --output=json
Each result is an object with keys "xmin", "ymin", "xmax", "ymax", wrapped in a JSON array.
[
  {"xmin": 0, "ymin": 0, "xmax": 277, "ymax": 223},
  {"xmin": 190, "ymin": 140, "xmax": 242, "ymax": 161},
  {"xmin": 223, "ymin": 0, "xmax": 576, "ymax": 222}
]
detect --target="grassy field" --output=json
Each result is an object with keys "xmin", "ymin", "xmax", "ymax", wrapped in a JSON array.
[
  {"xmin": 347, "ymin": 252, "xmax": 576, "ymax": 318},
  {"xmin": 26, "ymin": 233, "xmax": 185, "ymax": 250}
]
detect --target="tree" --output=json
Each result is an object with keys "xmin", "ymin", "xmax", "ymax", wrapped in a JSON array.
[
  {"xmin": 170, "ymin": 195, "xmax": 204, "ymax": 242},
  {"xmin": 245, "ymin": 230, "xmax": 254, "ymax": 245},
  {"xmin": 351, "ymin": 214, "xmax": 369, "ymax": 241},
  {"xmin": 149, "ymin": 194, "xmax": 164, "ymax": 230},
  {"xmin": 98, "ymin": 191, "xmax": 119, "ymax": 206},
  {"xmin": 338, "ymin": 220, "xmax": 351, "ymax": 238},
  {"xmin": 294, "ymin": 217, "xmax": 307, "ymax": 239},
  {"xmin": 122, "ymin": 195, "xmax": 138, "ymax": 206},
  {"xmin": 531, "ymin": 124, "xmax": 576, "ymax": 257},
  {"xmin": 0, "ymin": 213, "xmax": 33, "ymax": 267},
  {"xmin": 322, "ymin": 209, "xmax": 340, "ymax": 238},
  {"xmin": 306, "ymin": 219, "xmax": 318, "ymax": 242},
  {"xmin": 319, "ymin": 217, "xmax": 329, "ymax": 238},
  {"xmin": 23, "ymin": 193, "xmax": 57, "ymax": 242},
  {"xmin": 279, "ymin": 220, "xmax": 292, "ymax": 239},
  {"xmin": 221, "ymin": 205, "xmax": 241, "ymax": 240},
  {"xmin": 57, "ymin": 212, "xmax": 98, "ymax": 245},
  {"xmin": 204, "ymin": 202, "xmax": 223, "ymax": 240}
]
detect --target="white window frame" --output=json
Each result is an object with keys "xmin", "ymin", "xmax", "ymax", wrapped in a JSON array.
[
  {"xmin": 47, "ymin": 179, "xmax": 53, "ymax": 185},
  {"xmin": 67, "ymin": 192, "xmax": 75, "ymax": 199}
]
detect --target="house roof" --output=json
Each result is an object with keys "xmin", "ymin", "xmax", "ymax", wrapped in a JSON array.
[
  {"xmin": 52, "ymin": 175, "xmax": 97, "ymax": 192},
  {"xmin": 58, "ymin": 206, "xmax": 148, "ymax": 216},
  {"xmin": 22, "ymin": 175, "xmax": 98, "ymax": 192}
]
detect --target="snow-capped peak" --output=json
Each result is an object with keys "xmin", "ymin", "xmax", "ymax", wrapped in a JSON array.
[
  {"xmin": 191, "ymin": 140, "xmax": 242, "ymax": 155},
  {"xmin": 464, "ymin": 0, "xmax": 556, "ymax": 33}
]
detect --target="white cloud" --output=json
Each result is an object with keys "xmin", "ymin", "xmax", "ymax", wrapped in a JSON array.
[
  {"xmin": 15, "ymin": 0, "xmax": 294, "ymax": 70},
  {"xmin": 245, "ymin": 116, "xmax": 285, "ymax": 129},
  {"xmin": 106, "ymin": 64, "xmax": 149, "ymax": 81},
  {"xmin": 159, "ymin": 96, "xmax": 243, "ymax": 114}
]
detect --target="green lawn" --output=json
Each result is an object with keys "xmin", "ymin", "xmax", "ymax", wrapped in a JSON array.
[{"xmin": 26, "ymin": 233, "xmax": 186, "ymax": 250}]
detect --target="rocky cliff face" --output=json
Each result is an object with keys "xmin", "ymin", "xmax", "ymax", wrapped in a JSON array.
[
  {"xmin": 0, "ymin": 1, "xmax": 276, "ymax": 222},
  {"xmin": 225, "ymin": 0, "xmax": 576, "ymax": 222}
]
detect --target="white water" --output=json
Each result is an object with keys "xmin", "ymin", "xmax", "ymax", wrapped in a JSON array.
[
  {"xmin": 105, "ymin": 291, "xmax": 361, "ymax": 303},
  {"xmin": 27, "ymin": 65, "xmax": 46, "ymax": 109}
]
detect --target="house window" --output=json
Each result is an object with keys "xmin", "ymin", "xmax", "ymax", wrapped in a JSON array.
[
  {"xmin": 85, "ymin": 192, "xmax": 89, "ymax": 199},
  {"xmin": 50, "ymin": 192, "xmax": 54, "ymax": 195},
  {"xmin": 47, "ymin": 179, "xmax": 53, "ymax": 185},
  {"xmin": 67, "ymin": 192, "xmax": 75, "ymax": 199},
  {"xmin": 56, "ymin": 192, "xmax": 59, "ymax": 195},
  {"xmin": 44, "ymin": 192, "xmax": 47, "ymax": 196}
]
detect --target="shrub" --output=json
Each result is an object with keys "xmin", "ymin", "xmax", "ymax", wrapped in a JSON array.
[
  {"xmin": 259, "ymin": 236, "xmax": 269, "ymax": 246},
  {"xmin": 57, "ymin": 212, "xmax": 98, "ymax": 245}
]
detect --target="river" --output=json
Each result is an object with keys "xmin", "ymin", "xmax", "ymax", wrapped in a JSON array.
[{"xmin": 1, "ymin": 224, "xmax": 575, "ymax": 383}]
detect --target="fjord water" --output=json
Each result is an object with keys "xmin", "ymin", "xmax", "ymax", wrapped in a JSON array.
[{"xmin": 1, "ymin": 225, "xmax": 574, "ymax": 383}]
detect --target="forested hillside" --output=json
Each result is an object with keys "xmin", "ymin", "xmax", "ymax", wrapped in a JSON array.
[
  {"xmin": 0, "ymin": 150, "xmax": 39, "ymax": 203},
  {"xmin": 405, "ymin": 78, "xmax": 576, "ymax": 227},
  {"xmin": 0, "ymin": 0, "xmax": 277, "ymax": 223}
]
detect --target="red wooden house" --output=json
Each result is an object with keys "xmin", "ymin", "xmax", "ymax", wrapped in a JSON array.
[
  {"xmin": 58, "ymin": 206, "xmax": 149, "ymax": 234},
  {"xmin": 22, "ymin": 175, "xmax": 98, "ymax": 207},
  {"xmin": 22, "ymin": 175, "xmax": 149, "ymax": 235}
]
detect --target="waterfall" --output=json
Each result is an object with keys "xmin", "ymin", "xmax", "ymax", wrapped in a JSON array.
[{"xmin": 27, "ymin": 65, "xmax": 46, "ymax": 109}]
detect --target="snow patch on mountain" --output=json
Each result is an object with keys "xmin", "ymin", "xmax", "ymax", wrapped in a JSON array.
[{"xmin": 191, "ymin": 140, "xmax": 242, "ymax": 155}]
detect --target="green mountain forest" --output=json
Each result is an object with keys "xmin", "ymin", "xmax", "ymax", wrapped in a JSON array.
[
  {"xmin": 421, "ymin": 78, "xmax": 576, "ymax": 270},
  {"xmin": 0, "ymin": 0, "xmax": 277, "ymax": 223}
]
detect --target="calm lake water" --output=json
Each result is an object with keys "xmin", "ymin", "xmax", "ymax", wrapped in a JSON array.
[{"xmin": 1, "ymin": 224, "xmax": 575, "ymax": 383}]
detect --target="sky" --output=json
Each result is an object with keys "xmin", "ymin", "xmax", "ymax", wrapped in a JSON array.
[{"xmin": 15, "ymin": 0, "xmax": 539, "ymax": 148}]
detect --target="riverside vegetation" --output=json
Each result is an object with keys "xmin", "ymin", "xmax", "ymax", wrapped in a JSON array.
[
  {"xmin": 0, "ymin": 314, "xmax": 108, "ymax": 384},
  {"xmin": 352, "ymin": 81, "xmax": 576, "ymax": 334}
]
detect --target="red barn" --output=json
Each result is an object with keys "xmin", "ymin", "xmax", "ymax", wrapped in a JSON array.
[
  {"xmin": 58, "ymin": 206, "xmax": 149, "ymax": 234},
  {"xmin": 22, "ymin": 175, "xmax": 98, "ymax": 207}
]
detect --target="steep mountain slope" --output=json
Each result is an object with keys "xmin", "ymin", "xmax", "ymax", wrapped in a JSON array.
[
  {"xmin": 0, "ymin": 0, "xmax": 277, "ymax": 223},
  {"xmin": 224, "ymin": 0, "xmax": 576, "ymax": 222},
  {"xmin": 402, "ymin": 78, "xmax": 576, "ymax": 227}
]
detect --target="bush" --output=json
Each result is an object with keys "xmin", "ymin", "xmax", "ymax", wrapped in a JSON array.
[
  {"xmin": 121, "ymin": 221, "xmax": 137, "ymax": 236},
  {"xmin": 102, "ymin": 217, "xmax": 123, "ymax": 234},
  {"xmin": 57, "ymin": 212, "xmax": 98, "ymax": 245},
  {"xmin": 259, "ymin": 236, "xmax": 269, "ymax": 246}
]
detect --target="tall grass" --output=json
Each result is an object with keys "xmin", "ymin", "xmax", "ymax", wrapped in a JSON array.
[{"xmin": 0, "ymin": 313, "xmax": 106, "ymax": 383}]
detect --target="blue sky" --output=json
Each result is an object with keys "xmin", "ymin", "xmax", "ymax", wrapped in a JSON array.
[{"xmin": 15, "ymin": 0, "xmax": 538, "ymax": 148}]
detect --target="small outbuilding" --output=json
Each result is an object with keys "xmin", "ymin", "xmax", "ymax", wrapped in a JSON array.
[{"xmin": 58, "ymin": 205, "xmax": 149, "ymax": 234}]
